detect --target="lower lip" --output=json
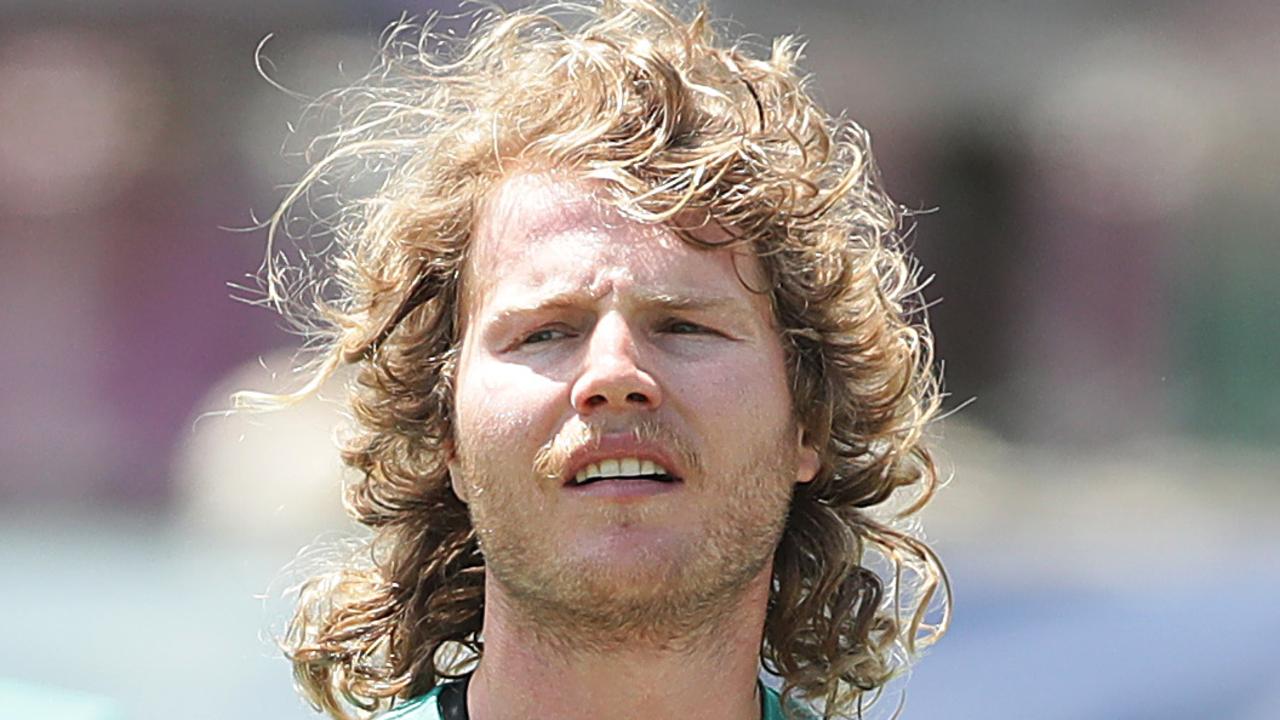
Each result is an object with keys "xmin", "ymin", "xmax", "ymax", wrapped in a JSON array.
[{"xmin": 562, "ymin": 478, "xmax": 681, "ymax": 500}]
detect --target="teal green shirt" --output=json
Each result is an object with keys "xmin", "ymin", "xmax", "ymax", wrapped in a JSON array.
[{"xmin": 382, "ymin": 679, "xmax": 790, "ymax": 719}]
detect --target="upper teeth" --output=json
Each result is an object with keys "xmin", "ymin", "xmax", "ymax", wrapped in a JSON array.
[{"xmin": 573, "ymin": 457, "xmax": 669, "ymax": 484}]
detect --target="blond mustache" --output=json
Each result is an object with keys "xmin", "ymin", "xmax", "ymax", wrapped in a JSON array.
[{"xmin": 532, "ymin": 417, "xmax": 702, "ymax": 482}]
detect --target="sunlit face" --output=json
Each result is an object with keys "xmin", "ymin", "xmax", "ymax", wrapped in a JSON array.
[{"xmin": 450, "ymin": 172, "xmax": 819, "ymax": 643}]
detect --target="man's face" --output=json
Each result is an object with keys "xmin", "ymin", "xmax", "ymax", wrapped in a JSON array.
[{"xmin": 451, "ymin": 172, "xmax": 818, "ymax": 643}]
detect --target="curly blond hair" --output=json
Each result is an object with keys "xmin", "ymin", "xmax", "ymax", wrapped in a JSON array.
[{"xmin": 246, "ymin": 1, "xmax": 949, "ymax": 717}]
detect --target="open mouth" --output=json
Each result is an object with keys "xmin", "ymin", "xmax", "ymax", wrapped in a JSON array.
[{"xmin": 568, "ymin": 457, "xmax": 680, "ymax": 486}]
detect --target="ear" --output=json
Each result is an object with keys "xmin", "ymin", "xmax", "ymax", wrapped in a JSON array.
[
  {"xmin": 444, "ymin": 439, "xmax": 470, "ymax": 504},
  {"xmin": 794, "ymin": 426, "xmax": 820, "ymax": 485}
]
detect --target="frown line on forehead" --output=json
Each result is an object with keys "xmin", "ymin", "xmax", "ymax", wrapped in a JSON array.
[
  {"xmin": 464, "ymin": 173, "xmax": 668, "ymax": 292},
  {"xmin": 475, "ymin": 172, "xmax": 639, "ymax": 248}
]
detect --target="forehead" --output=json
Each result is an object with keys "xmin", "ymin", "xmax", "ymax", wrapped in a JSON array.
[{"xmin": 464, "ymin": 172, "xmax": 768, "ymax": 314}]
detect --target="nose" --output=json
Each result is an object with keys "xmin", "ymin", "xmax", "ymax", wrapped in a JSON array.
[{"xmin": 570, "ymin": 312, "xmax": 663, "ymax": 415}]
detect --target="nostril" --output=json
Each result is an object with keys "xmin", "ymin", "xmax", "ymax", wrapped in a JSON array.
[{"xmin": 626, "ymin": 392, "xmax": 649, "ymax": 404}]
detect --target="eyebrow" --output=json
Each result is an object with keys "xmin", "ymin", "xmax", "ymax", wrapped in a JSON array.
[{"xmin": 485, "ymin": 285, "xmax": 756, "ymax": 325}]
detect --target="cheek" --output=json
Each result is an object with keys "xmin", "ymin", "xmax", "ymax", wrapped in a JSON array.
[
  {"xmin": 668, "ymin": 347, "xmax": 797, "ymax": 457},
  {"xmin": 454, "ymin": 355, "xmax": 560, "ymax": 450},
  {"xmin": 688, "ymin": 348, "xmax": 793, "ymax": 417}
]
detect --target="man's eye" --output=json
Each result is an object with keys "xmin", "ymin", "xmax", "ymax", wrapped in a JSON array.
[
  {"xmin": 521, "ymin": 327, "xmax": 570, "ymax": 345},
  {"xmin": 663, "ymin": 320, "xmax": 710, "ymax": 335}
]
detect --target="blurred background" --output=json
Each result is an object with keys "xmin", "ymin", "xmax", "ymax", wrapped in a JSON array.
[{"xmin": 1, "ymin": 0, "xmax": 1277, "ymax": 718}]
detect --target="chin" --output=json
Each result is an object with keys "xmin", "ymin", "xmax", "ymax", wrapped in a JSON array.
[{"xmin": 567, "ymin": 525, "xmax": 691, "ymax": 576}]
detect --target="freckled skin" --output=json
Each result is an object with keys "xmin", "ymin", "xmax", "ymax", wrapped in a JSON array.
[{"xmin": 450, "ymin": 171, "xmax": 819, "ymax": 644}]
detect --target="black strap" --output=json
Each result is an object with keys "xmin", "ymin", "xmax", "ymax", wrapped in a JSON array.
[{"xmin": 437, "ymin": 673, "xmax": 471, "ymax": 720}]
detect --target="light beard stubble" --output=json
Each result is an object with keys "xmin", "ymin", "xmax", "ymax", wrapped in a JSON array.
[{"xmin": 457, "ymin": 417, "xmax": 798, "ymax": 655}]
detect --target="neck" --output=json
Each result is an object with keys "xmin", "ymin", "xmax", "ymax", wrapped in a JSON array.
[{"xmin": 466, "ymin": 566, "xmax": 772, "ymax": 720}]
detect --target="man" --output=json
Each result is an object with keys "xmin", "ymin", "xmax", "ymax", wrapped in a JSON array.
[{"xmin": 256, "ymin": 1, "xmax": 949, "ymax": 718}]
